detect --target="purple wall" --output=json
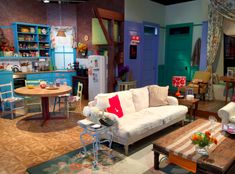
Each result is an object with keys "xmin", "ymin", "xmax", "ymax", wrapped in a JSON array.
[
  {"xmin": 124, "ymin": 21, "xmax": 143, "ymax": 87},
  {"xmin": 199, "ymin": 21, "xmax": 208, "ymax": 71}
]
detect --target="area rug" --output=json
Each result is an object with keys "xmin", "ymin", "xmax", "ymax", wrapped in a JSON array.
[{"xmin": 27, "ymin": 144, "xmax": 192, "ymax": 174}]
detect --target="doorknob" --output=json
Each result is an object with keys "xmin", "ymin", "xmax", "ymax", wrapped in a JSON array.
[{"xmin": 185, "ymin": 66, "xmax": 187, "ymax": 70}]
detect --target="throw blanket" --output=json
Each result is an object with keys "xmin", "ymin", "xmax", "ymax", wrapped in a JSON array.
[{"xmin": 166, "ymin": 121, "xmax": 226, "ymax": 162}]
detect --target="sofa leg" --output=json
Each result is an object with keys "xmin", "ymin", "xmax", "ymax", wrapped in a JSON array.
[
  {"xmin": 181, "ymin": 120, "xmax": 185, "ymax": 127},
  {"xmin": 124, "ymin": 145, "xmax": 129, "ymax": 155}
]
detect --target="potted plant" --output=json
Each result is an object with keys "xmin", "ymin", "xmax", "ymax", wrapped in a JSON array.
[
  {"xmin": 191, "ymin": 131, "xmax": 217, "ymax": 156},
  {"xmin": 118, "ymin": 65, "xmax": 129, "ymax": 82},
  {"xmin": 77, "ymin": 42, "xmax": 87, "ymax": 57}
]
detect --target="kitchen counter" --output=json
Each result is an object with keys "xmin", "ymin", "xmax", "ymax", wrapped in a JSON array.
[{"xmin": 14, "ymin": 70, "xmax": 75, "ymax": 75}]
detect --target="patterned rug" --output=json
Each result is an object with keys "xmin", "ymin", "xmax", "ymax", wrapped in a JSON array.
[{"xmin": 27, "ymin": 144, "xmax": 192, "ymax": 174}]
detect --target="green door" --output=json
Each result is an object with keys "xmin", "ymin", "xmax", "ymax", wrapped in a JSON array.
[{"xmin": 165, "ymin": 23, "xmax": 193, "ymax": 90}]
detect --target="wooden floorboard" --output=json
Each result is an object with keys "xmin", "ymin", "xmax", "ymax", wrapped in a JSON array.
[{"xmin": 196, "ymin": 100, "xmax": 225, "ymax": 120}]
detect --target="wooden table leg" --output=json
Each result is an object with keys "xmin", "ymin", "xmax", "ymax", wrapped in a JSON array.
[
  {"xmin": 41, "ymin": 97, "xmax": 50, "ymax": 126},
  {"xmin": 154, "ymin": 151, "xmax": 160, "ymax": 169},
  {"xmin": 225, "ymin": 82, "xmax": 229, "ymax": 103},
  {"xmin": 193, "ymin": 102, "xmax": 198, "ymax": 121}
]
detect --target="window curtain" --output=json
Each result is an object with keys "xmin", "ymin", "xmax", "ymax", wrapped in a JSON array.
[
  {"xmin": 50, "ymin": 26, "xmax": 76, "ymax": 48},
  {"xmin": 207, "ymin": 0, "xmax": 235, "ymax": 100}
]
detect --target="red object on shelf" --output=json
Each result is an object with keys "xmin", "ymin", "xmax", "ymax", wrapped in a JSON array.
[{"xmin": 172, "ymin": 76, "xmax": 186, "ymax": 97}]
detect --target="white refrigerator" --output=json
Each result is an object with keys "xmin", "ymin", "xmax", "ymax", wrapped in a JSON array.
[{"xmin": 88, "ymin": 55, "xmax": 108, "ymax": 101}]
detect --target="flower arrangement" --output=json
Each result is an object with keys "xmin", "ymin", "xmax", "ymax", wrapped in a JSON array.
[
  {"xmin": 77, "ymin": 42, "xmax": 87, "ymax": 53},
  {"xmin": 118, "ymin": 65, "xmax": 129, "ymax": 81},
  {"xmin": 191, "ymin": 131, "xmax": 218, "ymax": 148}
]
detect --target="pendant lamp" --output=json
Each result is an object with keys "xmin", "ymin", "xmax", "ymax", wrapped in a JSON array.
[
  {"xmin": 57, "ymin": 29, "xmax": 66, "ymax": 37},
  {"xmin": 56, "ymin": 0, "xmax": 66, "ymax": 37}
]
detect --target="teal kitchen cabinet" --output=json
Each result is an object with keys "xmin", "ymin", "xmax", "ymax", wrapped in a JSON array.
[
  {"xmin": 53, "ymin": 71, "xmax": 76, "ymax": 86},
  {"xmin": 26, "ymin": 72, "xmax": 53, "ymax": 83},
  {"xmin": 0, "ymin": 71, "xmax": 13, "ymax": 85},
  {"xmin": 26, "ymin": 71, "xmax": 76, "ymax": 86}
]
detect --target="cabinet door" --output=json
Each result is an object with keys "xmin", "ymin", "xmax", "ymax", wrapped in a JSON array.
[{"xmin": 27, "ymin": 73, "xmax": 53, "ymax": 82}]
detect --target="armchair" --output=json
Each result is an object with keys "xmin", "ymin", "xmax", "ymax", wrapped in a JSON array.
[
  {"xmin": 218, "ymin": 102, "xmax": 235, "ymax": 125},
  {"xmin": 185, "ymin": 71, "xmax": 211, "ymax": 100}
]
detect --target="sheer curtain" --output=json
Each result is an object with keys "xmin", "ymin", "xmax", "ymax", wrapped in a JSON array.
[
  {"xmin": 207, "ymin": 0, "xmax": 235, "ymax": 100},
  {"xmin": 51, "ymin": 26, "xmax": 76, "ymax": 70}
]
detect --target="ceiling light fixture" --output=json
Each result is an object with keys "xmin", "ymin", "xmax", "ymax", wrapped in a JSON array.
[
  {"xmin": 56, "ymin": 0, "xmax": 66, "ymax": 37},
  {"xmin": 43, "ymin": 0, "xmax": 50, "ymax": 3}
]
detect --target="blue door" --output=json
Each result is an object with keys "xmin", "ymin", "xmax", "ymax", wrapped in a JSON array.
[{"xmin": 140, "ymin": 24, "xmax": 159, "ymax": 87}]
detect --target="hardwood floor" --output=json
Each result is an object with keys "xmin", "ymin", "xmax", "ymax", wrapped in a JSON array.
[
  {"xmin": 0, "ymin": 99, "xmax": 89, "ymax": 174},
  {"xmin": 196, "ymin": 100, "xmax": 225, "ymax": 120},
  {"xmin": 0, "ymin": 97, "xmax": 227, "ymax": 174}
]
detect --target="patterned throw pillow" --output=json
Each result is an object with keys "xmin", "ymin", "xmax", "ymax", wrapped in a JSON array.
[
  {"xmin": 149, "ymin": 85, "xmax": 169, "ymax": 107},
  {"xmin": 106, "ymin": 95, "xmax": 124, "ymax": 118}
]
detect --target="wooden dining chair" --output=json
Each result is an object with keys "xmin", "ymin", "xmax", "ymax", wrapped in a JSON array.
[
  {"xmin": 0, "ymin": 82, "xmax": 25, "ymax": 119},
  {"xmin": 24, "ymin": 80, "xmax": 42, "ymax": 113}
]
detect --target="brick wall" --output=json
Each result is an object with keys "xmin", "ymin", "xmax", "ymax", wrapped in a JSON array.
[{"xmin": 0, "ymin": 0, "xmax": 124, "ymax": 50}]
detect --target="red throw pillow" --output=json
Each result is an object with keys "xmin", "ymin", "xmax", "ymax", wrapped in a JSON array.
[{"xmin": 106, "ymin": 95, "xmax": 124, "ymax": 118}]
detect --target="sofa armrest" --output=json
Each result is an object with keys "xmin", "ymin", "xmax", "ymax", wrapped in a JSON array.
[
  {"xmin": 218, "ymin": 102, "xmax": 235, "ymax": 124},
  {"xmin": 88, "ymin": 100, "xmax": 96, "ymax": 107},
  {"xmin": 167, "ymin": 96, "xmax": 178, "ymax": 105},
  {"xmin": 103, "ymin": 112, "xmax": 120, "ymax": 124},
  {"xmin": 83, "ymin": 106, "xmax": 119, "ymax": 125}
]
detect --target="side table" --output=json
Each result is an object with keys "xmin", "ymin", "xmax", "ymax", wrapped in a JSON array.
[
  {"xmin": 78, "ymin": 119, "xmax": 113, "ymax": 167},
  {"xmin": 178, "ymin": 98, "xmax": 199, "ymax": 121}
]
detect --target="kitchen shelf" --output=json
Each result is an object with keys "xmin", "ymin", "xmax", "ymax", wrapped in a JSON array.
[
  {"xmin": 18, "ymin": 32, "xmax": 37, "ymax": 35},
  {"xmin": 12, "ymin": 22, "xmax": 51, "ymax": 59},
  {"xmin": 18, "ymin": 41, "xmax": 37, "ymax": 43},
  {"xmin": 0, "ymin": 56, "xmax": 50, "ymax": 60}
]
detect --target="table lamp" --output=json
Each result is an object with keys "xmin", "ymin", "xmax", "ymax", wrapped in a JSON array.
[
  {"xmin": 96, "ymin": 94, "xmax": 110, "ymax": 119},
  {"xmin": 172, "ymin": 76, "xmax": 186, "ymax": 97}
]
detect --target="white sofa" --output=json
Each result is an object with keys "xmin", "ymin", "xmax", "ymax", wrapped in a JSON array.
[
  {"xmin": 218, "ymin": 102, "xmax": 235, "ymax": 124},
  {"xmin": 83, "ymin": 86, "xmax": 188, "ymax": 155}
]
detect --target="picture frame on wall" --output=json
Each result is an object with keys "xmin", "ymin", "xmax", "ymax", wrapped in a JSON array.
[
  {"xmin": 186, "ymin": 88, "xmax": 194, "ymax": 95},
  {"xmin": 129, "ymin": 45, "xmax": 137, "ymax": 59},
  {"xmin": 227, "ymin": 69, "xmax": 233, "ymax": 77}
]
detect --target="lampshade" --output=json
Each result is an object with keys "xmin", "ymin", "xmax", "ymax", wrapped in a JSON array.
[
  {"xmin": 57, "ymin": 29, "xmax": 66, "ymax": 37},
  {"xmin": 96, "ymin": 94, "xmax": 110, "ymax": 110},
  {"xmin": 172, "ymin": 76, "xmax": 186, "ymax": 88}
]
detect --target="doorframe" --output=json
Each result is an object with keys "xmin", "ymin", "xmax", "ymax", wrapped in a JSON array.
[
  {"xmin": 141, "ymin": 21, "xmax": 160, "ymax": 85},
  {"xmin": 165, "ymin": 22, "xmax": 193, "ymax": 89}
]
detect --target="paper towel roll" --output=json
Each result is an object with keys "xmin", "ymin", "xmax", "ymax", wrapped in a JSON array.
[{"xmin": 186, "ymin": 95, "xmax": 194, "ymax": 100}]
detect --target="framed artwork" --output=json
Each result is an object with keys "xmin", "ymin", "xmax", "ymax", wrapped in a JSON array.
[
  {"xmin": 129, "ymin": 45, "xmax": 137, "ymax": 59},
  {"xmin": 186, "ymin": 88, "xmax": 194, "ymax": 95},
  {"xmin": 227, "ymin": 69, "xmax": 233, "ymax": 77}
]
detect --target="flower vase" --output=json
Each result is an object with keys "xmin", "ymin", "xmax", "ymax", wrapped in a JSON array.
[
  {"xmin": 196, "ymin": 145, "xmax": 209, "ymax": 156},
  {"xmin": 121, "ymin": 74, "xmax": 127, "ymax": 82}
]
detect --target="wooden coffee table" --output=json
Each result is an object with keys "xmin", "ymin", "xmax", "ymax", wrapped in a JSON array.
[{"xmin": 153, "ymin": 119, "xmax": 235, "ymax": 174}]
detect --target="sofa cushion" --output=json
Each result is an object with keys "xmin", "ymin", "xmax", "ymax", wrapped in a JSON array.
[
  {"xmin": 143, "ymin": 105, "xmax": 188, "ymax": 124},
  {"xmin": 116, "ymin": 111, "xmax": 163, "ymax": 140},
  {"xmin": 106, "ymin": 95, "xmax": 124, "ymax": 118},
  {"xmin": 130, "ymin": 87, "xmax": 149, "ymax": 111},
  {"xmin": 105, "ymin": 91, "xmax": 136, "ymax": 115},
  {"xmin": 149, "ymin": 85, "xmax": 169, "ymax": 107}
]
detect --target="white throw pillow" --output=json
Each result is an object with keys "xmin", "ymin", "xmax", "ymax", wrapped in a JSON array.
[
  {"xmin": 148, "ymin": 85, "xmax": 169, "ymax": 107},
  {"xmin": 130, "ymin": 87, "xmax": 149, "ymax": 111},
  {"xmin": 116, "ymin": 91, "xmax": 136, "ymax": 115}
]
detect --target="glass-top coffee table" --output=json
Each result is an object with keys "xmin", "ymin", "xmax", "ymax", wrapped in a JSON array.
[{"xmin": 78, "ymin": 119, "xmax": 113, "ymax": 167}]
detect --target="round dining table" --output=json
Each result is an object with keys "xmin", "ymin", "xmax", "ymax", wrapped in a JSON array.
[{"xmin": 15, "ymin": 85, "xmax": 72, "ymax": 126}]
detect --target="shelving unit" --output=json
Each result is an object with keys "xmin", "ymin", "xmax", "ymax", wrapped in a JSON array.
[
  {"xmin": 224, "ymin": 34, "xmax": 235, "ymax": 75},
  {"xmin": 12, "ymin": 22, "xmax": 51, "ymax": 59}
]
